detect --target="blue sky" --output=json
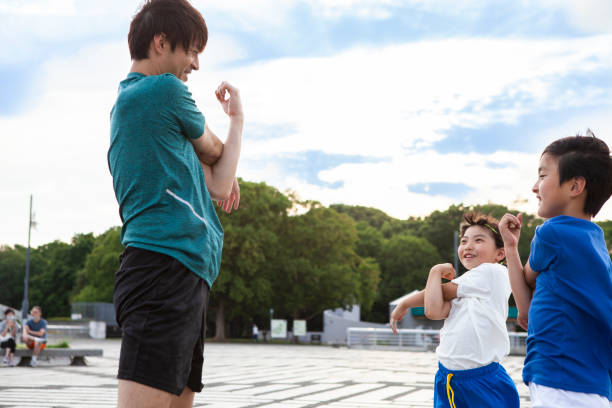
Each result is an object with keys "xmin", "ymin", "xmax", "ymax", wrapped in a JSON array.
[{"xmin": 1, "ymin": 0, "xmax": 612, "ymax": 246}]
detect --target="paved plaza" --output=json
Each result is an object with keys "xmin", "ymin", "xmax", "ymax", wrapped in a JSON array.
[{"xmin": 0, "ymin": 339, "xmax": 531, "ymax": 407}]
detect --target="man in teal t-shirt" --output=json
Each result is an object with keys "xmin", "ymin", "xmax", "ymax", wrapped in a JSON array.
[{"xmin": 108, "ymin": 1, "xmax": 243, "ymax": 406}]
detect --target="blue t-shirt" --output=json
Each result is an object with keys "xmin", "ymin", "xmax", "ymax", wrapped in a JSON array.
[
  {"xmin": 108, "ymin": 73, "xmax": 224, "ymax": 288},
  {"xmin": 526, "ymin": 215, "xmax": 612, "ymax": 400},
  {"xmin": 26, "ymin": 318, "xmax": 47, "ymax": 339}
]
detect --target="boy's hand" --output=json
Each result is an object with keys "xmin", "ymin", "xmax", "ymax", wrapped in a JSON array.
[
  {"xmin": 389, "ymin": 306, "xmax": 407, "ymax": 335},
  {"xmin": 432, "ymin": 263, "xmax": 456, "ymax": 281},
  {"xmin": 215, "ymin": 81, "xmax": 243, "ymax": 119},
  {"xmin": 499, "ymin": 213, "xmax": 523, "ymax": 248}
]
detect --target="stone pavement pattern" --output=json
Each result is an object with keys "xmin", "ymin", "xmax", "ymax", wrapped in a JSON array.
[{"xmin": 0, "ymin": 339, "xmax": 531, "ymax": 407}]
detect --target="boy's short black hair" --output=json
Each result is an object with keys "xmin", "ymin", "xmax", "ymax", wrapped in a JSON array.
[
  {"xmin": 543, "ymin": 132, "xmax": 612, "ymax": 216},
  {"xmin": 128, "ymin": 0, "xmax": 208, "ymax": 60},
  {"xmin": 4, "ymin": 308, "xmax": 14, "ymax": 316},
  {"xmin": 460, "ymin": 212, "xmax": 504, "ymax": 249}
]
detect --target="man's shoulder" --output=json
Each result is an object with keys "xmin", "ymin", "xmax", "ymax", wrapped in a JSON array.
[
  {"xmin": 120, "ymin": 73, "xmax": 185, "ymax": 99},
  {"xmin": 154, "ymin": 73, "xmax": 187, "ymax": 93}
]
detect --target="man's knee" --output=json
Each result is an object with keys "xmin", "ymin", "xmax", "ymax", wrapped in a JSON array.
[
  {"xmin": 170, "ymin": 387, "xmax": 195, "ymax": 408},
  {"xmin": 118, "ymin": 379, "xmax": 174, "ymax": 408}
]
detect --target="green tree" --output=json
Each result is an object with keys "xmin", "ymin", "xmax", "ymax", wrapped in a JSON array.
[
  {"xmin": 273, "ymin": 207, "xmax": 379, "ymax": 321},
  {"xmin": 365, "ymin": 234, "xmax": 440, "ymax": 322},
  {"xmin": 0, "ymin": 245, "xmax": 26, "ymax": 308},
  {"xmin": 330, "ymin": 204, "xmax": 393, "ymax": 229},
  {"xmin": 210, "ymin": 180, "xmax": 292, "ymax": 340},
  {"xmin": 596, "ymin": 220, "xmax": 612, "ymax": 256},
  {"xmin": 355, "ymin": 221, "xmax": 385, "ymax": 260},
  {"xmin": 73, "ymin": 227, "xmax": 123, "ymax": 303}
]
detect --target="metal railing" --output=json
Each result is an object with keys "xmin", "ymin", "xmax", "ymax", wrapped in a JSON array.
[{"xmin": 347, "ymin": 328, "xmax": 527, "ymax": 355}]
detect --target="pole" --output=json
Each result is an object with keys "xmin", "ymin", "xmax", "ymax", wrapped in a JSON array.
[
  {"xmin": 22, "ymin": 195, "xmax": 33, "ymax": 321},
  {"xmin": 453, "ymin": 230, "xmax": 459, "ymax": 276}
]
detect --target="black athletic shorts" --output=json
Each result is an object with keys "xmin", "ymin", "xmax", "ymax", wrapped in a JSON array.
[{"xmin": 114, "ymin": 246, "xmax": 209, "ymax": 396}]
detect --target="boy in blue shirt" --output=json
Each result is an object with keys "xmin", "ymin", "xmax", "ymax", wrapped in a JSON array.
[{"xmin": 500, "ymin": 134, "xmax": 612, "ymax": 407}]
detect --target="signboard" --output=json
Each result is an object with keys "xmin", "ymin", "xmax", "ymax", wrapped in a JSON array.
[
  {"xmin": 293, "ymin": 320, "xmax": 307, "ymax": 336},
  {"xmin": 270, "ymin": 319, "xmax": 287, "ymax": 338}
]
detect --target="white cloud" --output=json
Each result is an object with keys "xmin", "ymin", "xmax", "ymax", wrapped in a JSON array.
[
  {"xmin": 539, "ymin": 0, "xmax": 612, "ymax": 33},
  {"xmin": 191, "ymin": 35, "xmax": 612, "ymax": 159},
  {"xmin": 0, "ymin": 0, "xmax": 77, "ymax": 16},
  {"xmin": 2, "ymin": 32, "xmax": 612, "ymax": 247}
]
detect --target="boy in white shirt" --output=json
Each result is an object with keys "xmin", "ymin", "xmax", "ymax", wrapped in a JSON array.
[{"xmin": 390, "ymin": 213, "xmax": 519, "ymax": 407}]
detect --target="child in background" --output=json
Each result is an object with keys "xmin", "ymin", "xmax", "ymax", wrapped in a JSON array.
[
  {"xmin": 391, "ymin": 213, "xmax": 519, "ymax": 408},
  {"xmin": 0, "ymin": 308, "xmax": 18, "ymax": 367},
  {"xmin": 499, "ymin": 134, "xmax": 612, "ymax": 408}
]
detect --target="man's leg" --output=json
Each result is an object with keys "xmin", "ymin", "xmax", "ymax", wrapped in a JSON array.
[
  {"xmin": 118, "ymin": 379, "xmax": 174, "ymax": 408},
  {"xmin": 170, "ymin": 387, "xmax": 196, "ymax": 408}
]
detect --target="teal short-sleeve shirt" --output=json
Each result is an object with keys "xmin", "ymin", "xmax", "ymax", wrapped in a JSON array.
[{"xmin": 108, "ymin": 72, "xmax": 223, "ymax": 288}]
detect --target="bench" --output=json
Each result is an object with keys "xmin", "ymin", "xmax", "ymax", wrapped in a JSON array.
[{"xmin": 14, "ymin": 348, "xmax": 103, "ymax": 366}]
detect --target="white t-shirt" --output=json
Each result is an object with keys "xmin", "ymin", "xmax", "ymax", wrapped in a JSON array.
[{"xmin": 436, "ymin": 262, "xmax": 511, "ymax": 370}]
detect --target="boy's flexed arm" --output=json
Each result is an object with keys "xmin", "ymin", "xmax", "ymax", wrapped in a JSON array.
[
  {"xmin": 390, "ymin": 283, "xmax": 457, "ymax": 333},
  {"xmin": 499, "ymin": 213, "xmax": 534, "ymax": 330},
  {"xmin": 424, "ymin": 263, "xmax": 456, "ymax": 320}
]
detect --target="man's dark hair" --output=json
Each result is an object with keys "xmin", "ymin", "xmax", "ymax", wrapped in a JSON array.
[
  {"xmin": 32, "ymin": 306, "xmax": 42, "ymax": 314},
  {"xmin": 542, "ymin": 132, "xmax": 612, "ymax": 216},
  {"xmin": 4, "ymin": 308, "xmax": 14, "ymax": 317},
  {"xmin": 460, "ymin": 212, "xmax": 504, "ymax": 249},
  {"xmin": 128, "ymin": 0, "xmax": 208, "ymax": 60}
]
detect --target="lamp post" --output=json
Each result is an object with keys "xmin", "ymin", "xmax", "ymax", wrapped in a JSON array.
[{"xmin": 22, "ymin": 195, "xmax": 34, "ymax": 321}]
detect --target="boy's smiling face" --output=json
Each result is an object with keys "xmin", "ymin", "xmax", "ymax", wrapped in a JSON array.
[
  {"xmin": 458, "ymin": 225, "xmax": 504, "ymax": 270},
  {"xmin": 533, "ymin": 153, "xmax": 572, "ymax": 219}
]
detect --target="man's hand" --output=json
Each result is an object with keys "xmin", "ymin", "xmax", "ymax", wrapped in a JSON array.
[
  {"xmin": 216, "ymin": 178, "xmax": 240, "ymax": 214},
  {"xmin": 499, "ymin": 213, "xmax": 522, "ymax": 248},
  {"xmin": 433, "ymin": 263, "xmax": 456, "ymax": 281},
  {"xmin": 389, "ymin": 306, "xmax": 407, "ymax": 335},
  {"xmin": 215, "ymin": 81, "xmax": 243, "ymax": 119}
]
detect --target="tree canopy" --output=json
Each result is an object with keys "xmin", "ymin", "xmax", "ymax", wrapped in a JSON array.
[{"xmin": 1, "ymin": 180, "xmax": 608, "ymax": 336}]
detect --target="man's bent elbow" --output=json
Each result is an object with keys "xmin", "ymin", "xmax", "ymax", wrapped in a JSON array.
[{"xmin": 208, "ymin": 184, "xmax": 231, "ymax": 201}]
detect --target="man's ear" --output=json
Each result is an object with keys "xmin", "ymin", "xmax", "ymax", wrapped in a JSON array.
[
  {"xmin": 568, "ymin": 176, "xmax": 586, "ymax": 197},
  {"xmin": 151, "ymin": 33, "xmax": 167, "ymax": 55}
]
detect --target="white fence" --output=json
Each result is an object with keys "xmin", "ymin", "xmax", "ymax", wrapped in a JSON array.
[{"xmin": 347, "ymin": 328, "xmax": 527, "ymax": 355}]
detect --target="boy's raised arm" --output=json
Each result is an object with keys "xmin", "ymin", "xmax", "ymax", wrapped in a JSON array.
[
  {"xmin": 499, "ymin": 213, "xmax": 532, "ymax": 330},
  {"xmin": 424, "ymin": 263, "xmax": 455, "ymax": 320}
]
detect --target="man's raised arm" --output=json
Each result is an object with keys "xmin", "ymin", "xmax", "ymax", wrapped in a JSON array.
[{"xmin": 190, "ymin": 81, "xmax": 243, "ymax": 201}]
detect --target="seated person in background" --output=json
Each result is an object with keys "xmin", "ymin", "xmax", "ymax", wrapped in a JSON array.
[
  {"xmin": 22, "ymin": 306, "xmax": 47, "ymax": 367},
  {"xmin": 0, "ymin": 308, "xmax": 18, "ymax": 367}
]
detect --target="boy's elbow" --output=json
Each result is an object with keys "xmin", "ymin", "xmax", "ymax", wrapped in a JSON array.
[
  {"xmin": 424, "ymin": 308, "xmax": 440, "ymax": 320},
  {"xmin": 424, "ymin": 306, "xmax": 448, "ymax": 320}
]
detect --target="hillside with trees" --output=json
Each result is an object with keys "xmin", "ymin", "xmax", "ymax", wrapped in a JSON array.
[{"xmin": 2, "ymin": 179, "xmax": 609, "ymax": 337}]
